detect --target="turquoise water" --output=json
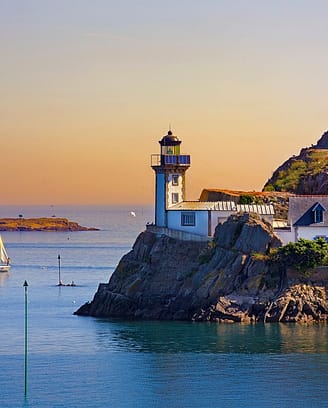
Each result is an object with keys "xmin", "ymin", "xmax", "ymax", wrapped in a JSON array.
[{"xmin": 0, "ymin": 206, "xmax": 328, "ymax": 408}]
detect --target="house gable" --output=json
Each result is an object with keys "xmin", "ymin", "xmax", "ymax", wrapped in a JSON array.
[{"xmin": 290, "ymin": 197, "xmax": 328, "ymax": 226}]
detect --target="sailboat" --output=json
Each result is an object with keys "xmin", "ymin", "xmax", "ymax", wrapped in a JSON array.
[{"xmin": 0, "ymin": 235, "xmax": 10, "ymax": 272}]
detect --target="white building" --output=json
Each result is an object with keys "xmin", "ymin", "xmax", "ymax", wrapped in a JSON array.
[
  {"xmin": 150, "ymin": 130, "xmax": 274, "ymax": 240},
  {"xmin": 275, "ymin": 196, "xmax": 328, "ymax": 244}
]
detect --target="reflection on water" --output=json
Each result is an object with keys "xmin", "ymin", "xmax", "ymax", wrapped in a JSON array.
[
  {"xmin": 94, "ymin": 319, "xmax": 328, "ymax": 354},
  {"xmin": 0, "ymin": 272, "xmax": 9, "ymax": 286}
]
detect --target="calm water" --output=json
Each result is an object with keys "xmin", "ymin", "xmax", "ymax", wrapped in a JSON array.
[{"xmin": 0, "ymin": 205, "xmax": 328, "ymax": 408}]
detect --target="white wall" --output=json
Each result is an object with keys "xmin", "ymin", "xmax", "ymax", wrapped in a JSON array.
[
  {"xmin": 167, "ymin": 210, "xmax": 209, "ymax": 236},
  {"xmin": 294, "ymin": 226, "xmax": 328, "ymax": 241},
  {"xmin": 146, "ymin": 225, "xmax": 209, "ymax": 242},
  {"xmin": 274, "ymin": 229, "xmax": 295, "ymax": 244},
  {"xmin": 209, "ymin": 210, "xmax": 233, "ymax": 236},
  {"xmin": 275, "ymin": 226, "xmax": 328, "ymax": 244}
]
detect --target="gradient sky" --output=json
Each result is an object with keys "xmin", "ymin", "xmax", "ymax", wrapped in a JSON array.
[{"xmin": 2, "ymin": 0, "xmax": 328, "ymax": 205}]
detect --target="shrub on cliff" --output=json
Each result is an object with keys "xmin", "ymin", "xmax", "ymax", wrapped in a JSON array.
[
  {"xmin": 270, "ymin": 238, "xmax": 328, "ymax": 276},
  {"xmin": 239, "ymin": 194, "xmax": 254, "ymax": 204}
]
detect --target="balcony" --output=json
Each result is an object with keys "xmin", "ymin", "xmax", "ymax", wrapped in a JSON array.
[{"xmin": 151, "ymin": 154, "xmax": 191, "ymax": 167}]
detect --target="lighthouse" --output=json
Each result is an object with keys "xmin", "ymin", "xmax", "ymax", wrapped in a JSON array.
[{"xmin": 151, "ymin": 130, "xmax": 191, "ymax": 227}]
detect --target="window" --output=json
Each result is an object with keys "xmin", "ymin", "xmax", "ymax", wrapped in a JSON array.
[
  {"xmin": 314, "ymin": 209, "xmax": 323, "ymax": 223},
  {"xmin": 172, "ymin": 193, "xmax": 179, "ymax": 204},
  {"xmin": 312, "ymin": 203, "xmax": 325, "ymax": 223},
  {"xmin": 314, "ymin": 235, "xmax": 328, "ymax": 242},
  {"xmin": 172, "ymin": 175, "xmax": 179, "ymax": 186},
  {"xmin": 181, "ymin": 212, "xmax": 196, "ymax": 226}
]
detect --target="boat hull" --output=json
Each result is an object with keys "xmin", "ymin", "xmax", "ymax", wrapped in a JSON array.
[{"xmin": 0, "ymin": 265, "xmax": 10, "ymax": 273}]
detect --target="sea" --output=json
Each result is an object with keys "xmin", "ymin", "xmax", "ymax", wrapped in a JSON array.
[{"xmin": 0, "ymin": 205, "xmax": 328, "ymax": 408}]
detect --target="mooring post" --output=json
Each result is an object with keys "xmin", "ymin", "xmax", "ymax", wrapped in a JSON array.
[
  {"xmin": 23, "ymin": 280, "xmax": 28, "ymax": 399},
  {"xmin": 58, "ymin": 254, "xmax": 61, "ymax": 285}
]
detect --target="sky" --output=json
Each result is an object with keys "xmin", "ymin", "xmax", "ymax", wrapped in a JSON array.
[{"xmin": 2, "ymin": 0, "xmax": 328, "ymax": 205}]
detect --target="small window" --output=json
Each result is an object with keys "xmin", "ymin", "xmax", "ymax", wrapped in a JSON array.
[
  {"xmin": 172, "ymin": 175, "xmax": 179, "ymax": 186},
  {"xmin": 314, "ymin": 209, "xmax": 323, "ymax": 223},
  {"xmin": 181, "ymin": 212, "xmax": 196, "ymax": 226},
  {"xmin": 312, "ymin": 202, "xmax": 325, "ymax": 223},
  {"xmin": 172, "ymin": 193, "xmax": 179, "ymax": 204}
]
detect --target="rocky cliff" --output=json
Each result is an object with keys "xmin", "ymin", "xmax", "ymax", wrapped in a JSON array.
[
  {"xmin": 263, "ymin": 130, "xmax": 328, "ymax": 194},
  {"xmin": 75, "ymin": 213, "xmax": 328, "ymax": 323}
]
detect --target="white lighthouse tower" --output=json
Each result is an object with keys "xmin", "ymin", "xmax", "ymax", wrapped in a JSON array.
[{"xmin": 151, "ymin": 130, "xmax": 191, "ymax": 227}]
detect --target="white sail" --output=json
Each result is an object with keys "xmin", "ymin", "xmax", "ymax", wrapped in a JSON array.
[{"xmin": 0, "ymin": 235, "xmax": 9, "ymax": 264}]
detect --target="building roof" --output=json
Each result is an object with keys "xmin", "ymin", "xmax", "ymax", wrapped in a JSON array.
[
  {"xmin": 273, "ymin": 220, "xmax": 289, "ymax": 229},
  {"xmin": 289, "ymin": 196, "xmax": 328, "ymax": 226},
  {"xmin": 237, "ymin": 204, "xmax": 275, "ymax": 215},
  {"xmin": 169, "ymin": 201, "xmax": 275, "ymax": 215},
  {"xmin": 169, "ymin": 201, "xmax": 236, "ymax": 211}
]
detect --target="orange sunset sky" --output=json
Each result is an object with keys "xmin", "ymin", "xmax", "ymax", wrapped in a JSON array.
[{"xmin": 2, "ymin": 1, "xmax": 328, "ymax": 205}]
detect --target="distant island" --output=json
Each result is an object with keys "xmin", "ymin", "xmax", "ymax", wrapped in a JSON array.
[{"xmin": 0, "ymin": 217, "xmax": 99, "ymax": 231}]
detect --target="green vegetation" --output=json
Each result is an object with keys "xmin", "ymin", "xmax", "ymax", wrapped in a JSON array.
[
  {"xmin": 251, "ymin": 252, "xmax": 269, "ymax": 262},
  {"xmin": 271, "ymin": 161, "xmax": 306, "ymax": 192},
  {"xmin": 239, "ymin": 194, "xmax": 265, "ymax": 205},
  {"xmin": 239, "ymin": 194, "xmax": 254, "ymax": 204},
  {"xmin": 263, "ymin": 184, "xmax": 275, "ymax": 191},
  {"xmin": 269, "ymin": 238, "xmax": 328, "ymax": 277}
]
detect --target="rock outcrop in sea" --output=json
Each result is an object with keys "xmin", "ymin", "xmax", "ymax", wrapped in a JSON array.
[
  {"xmin": 0, "ymin": 217, "xmax": 98, "ymax": 231},
  {"xmin": 75, "ymin": 213, "xmax": 328, "ymax": 323}
]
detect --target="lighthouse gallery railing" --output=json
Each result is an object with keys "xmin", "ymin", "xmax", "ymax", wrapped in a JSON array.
[{"xmin": 151, "ymin": 154, "xmax": 191, "ymax": 167}]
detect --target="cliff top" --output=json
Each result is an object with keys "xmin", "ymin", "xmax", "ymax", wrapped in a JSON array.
[
  {"xmin": 199, "ymin": 188, "xmax": 292, "ymax": 200},
  {"xmin": 263, "ymin": 130, "xmax": 328, "ymax": 194},
  {"xmin": 313, "ymin": 130, "xmax": 328, "ymax": 149}
]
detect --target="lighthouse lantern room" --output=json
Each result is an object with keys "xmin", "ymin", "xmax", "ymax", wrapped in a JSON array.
[{"xmin": 151, "ymin": 130, "xmax": 191, "ymax": 227}]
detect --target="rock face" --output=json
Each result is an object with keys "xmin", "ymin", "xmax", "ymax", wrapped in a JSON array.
[
  {"xmin": 263, "ymin": 130, "xmax": 328, "ymax": 194},
  {"xmin": 315, "ymin": 130, "xmax": 328, "ymax": 149},
  {"xmin": 76, "ymin": 213, "xmax": 328, "ymax": 323},
  {"xmin": 264, "ymin": 285, "xmax": 328, "ymax": 323}
]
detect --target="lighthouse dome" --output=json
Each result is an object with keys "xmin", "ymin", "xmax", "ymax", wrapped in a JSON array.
[{"xmin": 159, "ymin": 130, "xmax": 181, "ymax": 146}]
